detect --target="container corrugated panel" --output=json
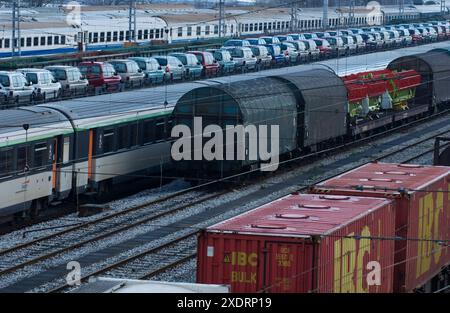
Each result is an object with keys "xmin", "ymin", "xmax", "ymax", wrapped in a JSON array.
[
  {"xmin": 312, "ymin": 162, "xmax": 450, "ymax": 292},
  {"xmin": 197, "ymin": 193, "xmax": 395, "ymax": 293}
]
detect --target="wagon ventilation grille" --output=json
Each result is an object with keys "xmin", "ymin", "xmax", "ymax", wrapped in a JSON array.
[
  {"xmin": 397, "ymin": 164, "xmax": 423, "ymax": 168},
  {"xmin": 275, "ymin": 213, "xmax": 309, "ymax": 220},
  {"xmin": 383, "ymin": 171, "xmax": 409, "ymax": 175},
  {"xmin": 298, "ymin": 204, "xmax": 332, "ymax": 210},
  {"xmin": 318, "ymin": 195, "xmax": 350, "ymax": 201},
  {"xmin": 250, "ymin": 224, "xmax": 286, "ymax": 229}
]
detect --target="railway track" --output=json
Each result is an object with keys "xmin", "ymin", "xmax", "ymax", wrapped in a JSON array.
[{"xmin": 1, "ymin": 105, "xmax": 449, "ymax": 292}]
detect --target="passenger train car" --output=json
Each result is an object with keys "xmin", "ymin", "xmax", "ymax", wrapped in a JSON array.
[{"xmin": 0, "ymin": 3, "xmax": 447, "ymax": 57}]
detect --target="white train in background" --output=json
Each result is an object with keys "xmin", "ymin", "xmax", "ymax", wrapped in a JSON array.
[{"xmin": 0, "ymin": 3, "xmax": 447, "ymax": 57}]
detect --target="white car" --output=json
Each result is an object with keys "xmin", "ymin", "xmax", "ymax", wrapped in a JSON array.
[
  {"xmin": 17, "ymin": 68, "xmax": 62, "ymax": 101},
  {"xmin": 0, "ymin": 71, "xmax": 34, "ymax": 106}
]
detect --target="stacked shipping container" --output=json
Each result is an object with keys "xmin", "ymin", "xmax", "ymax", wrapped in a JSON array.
[{"xmin": 197, "ymin": 163, "xmax": 450, "ymax": 293}]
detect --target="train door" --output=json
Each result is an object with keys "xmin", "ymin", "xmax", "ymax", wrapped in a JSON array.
[
  {"xmin": 53, "ymin": 135, "xmax": 72, "ymax": 199},
  {"xmin": 263, "ymin": 241, "xmax": 313, "ymax": 293}
]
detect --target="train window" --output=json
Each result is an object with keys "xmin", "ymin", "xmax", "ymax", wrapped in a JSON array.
[
  {"xmin": 113, "ymin": 31, "xmax": 118, "ymax": 41},
  {"xmin": 33, "ymin": 37, "xmax": 39, "ymax": 46},
  {"xmin": 137, "ymin": 30, "xmax": 142, "ymax": 40},
  {"xmin": 93, "ymin": 32, "xmax": 98, "ymax": 43},
  {"xmin": 4, "ymin": 38, "xmax": 10, "ymax": 48},
  {"xmin": 244, "ymin": 24, "xmax": 248, "ymax": 32},
  {"xmin": 142, "ymin": 120, "xmax": 155, "ymax": 144},
  {"xmin": 0, "ymin": 149, "xmax": 14, "ymax": 178},
  {"xmin": 20, "ymin": 38, "xmax": 24, "ymax": 47},
  {"xmin": 125, "ymin": 31, "xmax": 130, "ymax": 41},
  {"xmin": 17, "ymin": 146, "xmax": 30, "ymax": 172},
  {"xmin": 150, "ymin": 29, "xmax": 154, "ymax": 39},
  {"xmin": 26, "ymin": 37, "xmax": 32, "ymax": 47},
  {"xmin": 34, "ymin": 142, "xmax": 48, "ymax": 168},
  {"xmin": 107, "ymin": 32, "xmax": 112, "ymax": 42},
  {"xmin": 187, "ymin": 27, "xmax": 192, "ymax": 36},
  {"xmin": 281, "ymin": 21, "xmax": 285, "ymax": 29},
  {"xmin": 47, "ymin": 36, "xmax": 53, "ymax": 45},
  {"xmin": 155, "ymin": 29, "xmax": 160, "ymax": 39},
  {"xmin": 155, "ymin": 119, "xmax": 165, "ymax": 141},
  {"xmin": 119, "ymin": 31, "xmax": 124, "ymax": 41},
  {"xmin": 0, "ymin": 75, "xmax": 9, "ymax": 87},
  {"xmin": 143, "ymin": 30, "xmax": 148, "ymax": 40},
  {"xmin": 259, "ymin": 23, "xmax": 263, "ymax": 31},
  {"xmin": 205, "ymin": 26, "xmax": 210, "ymax": 35},
  {"xmin": 178, "ymin": 27, "xmax": 183, "ymax": 37},
  {"xmin": 196, "ymin": 26, "xmax": 201, "ymax": 36},
  {"xmin": 61, "ymin": 36, "xmax": 66, "ymax": 44},
  {"xmin": 63, "ymin": 137, "xmax": 70, "ymax": 163},
  {"xmin": 249, "ymin": 24, "xmax": 253, "ymax": 32},
  {"xmin": 54, "ymin": 36, "xmax": 60, "ymax": 45},
  {"xmin": 0, "ymin": 39, "xmax": 2, "ymax": 49},
  {"xmin": 214, "ymin": 25, "xmax": 218, "ymax": 35},
  {"xmin": 130, "ymin": 124, "xmax": 138, "ymax": 147},
  {"xmin": 102, "ymin": 129, "xmax": 115, "ymax": 153},
  {"xmin": 230, "ymin": 25, "xmax": 233, "ymax": 34},
  {"xmin": 117, "ymin": 125, "xmax": 130, "ymax": 150},
  {"xmin": 88, "ymin": 32, "xmax": 92, "ymax": 43},
  {"xmin": 100, "ymin": 32, "xmax": 105, "ymax": 43}
]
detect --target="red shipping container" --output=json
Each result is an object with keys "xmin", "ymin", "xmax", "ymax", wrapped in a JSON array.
[
  {"xmin": 312, "ymin": 162, "xmax": 450, "ymax": 292},
  {"xmin": 197, "ymin": 194, "xmax": 396, "ymax": 293}
]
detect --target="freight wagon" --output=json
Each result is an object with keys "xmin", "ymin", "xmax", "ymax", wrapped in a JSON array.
[
  {"xmin": 197, "ymin": 193, "xmax": 396, "ymax": 293},
  {"xmin": 312, "ymin": 162, "xmax": 450, "ymax": 292}
]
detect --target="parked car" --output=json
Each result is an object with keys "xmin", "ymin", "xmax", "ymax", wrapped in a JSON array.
[
  {"xmin": 324, "ymin": 36, "xmax": 346, "ymax": 56},
  {"xmin": 386, "ymin": 30, "xmax": 403, "ymax": 46},
  {"xmin": 78, "ymin": 61, "xmax": 122, "ymax": 93},
  {"xmin": 17, "ymin": 68, "xmax": 62, "ymax": 101},
  {"xmin": 407, "ymin": 28, "xmax": 423, "ymax": 43},
  {"xmin": 288, "ymin": 33, "xmax": 306, "ymax": 40},
  {"xmin": 153, "ymin": 56, "xmax": 185, "ymax": 81},
  {"xmin": 262, "ymin": 44, "xmax": 286, "ymax": 66},
  {"xmin": 275, "ymin": 35, "xmax": 295, "ymax": 42},
  {"xmin": 45, "ymin": 65, "xmax": 89, "ymax": 97},
  {"xmin": 340, "ymin": 36, "xmax": 357, "ymax": 54},
  {"xmin": 299, "ymin": 39, "xmax": 320, "ymax": 60},
  {"xmin": 312, "ymin": 38, "xmax": 332, "ymax": 58},
  {"xmin": 425, "ymin": 27, "xmax": 438, "ymax": 41},
  {"xmin": 302, "ymin": 32, "xmax": 318, "ymax": 39},
  {"xmin": 206, "ymin": 49, "xmax": 236, "ymax": 75},
  {"xmin": 190, "ymin": 51, "xmax": 221, "ymax": 77},
  {"xmin": 169, "ymin": 53, "xmax": 203, "ymax": 79},
  {"xmin": 108, "ymin": 59, "xmax": 145, "ymax": 88},
  {"xmin": 379, "ymin": 31, "xmax": 394, "ymax": 47},
  {"xmin": 223, "ymin": 47, "xmax": 257, "ymax": 72},
  {"xmin": 246, "ymin": 38, "xmax": 266, "ymax": 45},
  {"xmin": 350, "ymin": 34, "xmax": 366, "ymax": 52},
  {"xmin": 280, "ymin": 42, "xmax": 300, "ymax": 63},
  {"xmin": 259, "ymin": 36, "xmax": 281, "ymax": 45},
  {"xmin": 223, "ymin": 39, "xmax": 251, "ymax": 47},
  {"xmin": 249, "ymin": 45, "xmax": 272, "ymax": 70},
  {"xmin": 128, "ymin": 57, "xmax": 165, "ymax": 85},
  {"xmin": 397, "ymin": 29, "xmax": 413, "ymax": 45},
  {"xmin": 0, "ymin": 71, "xmax": 34, "ymax": 106},
  {"xmin": 361, "ymin": 33, "xmax": 382, "ymax": 49},
  {"xmin": 284, "ymin": 40, "xmax": 309, "ymax": 61}
]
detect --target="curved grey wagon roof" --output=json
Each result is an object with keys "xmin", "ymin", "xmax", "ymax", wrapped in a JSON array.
[
  {"xmin": 0, "ymin": 106, "xmax": 73, "ymax": 147},
  {"xmin": 387, "ymin": 50, "xmax": 450, "ymax": 105},
  {"xmin": 273, "ymin": 68, "xmax": 348, "ymax": 146}
]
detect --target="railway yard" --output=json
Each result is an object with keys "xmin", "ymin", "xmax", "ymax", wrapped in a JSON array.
[{"xmin": 0, "ymin": 2, "xmax": 450, "ymax": 294}]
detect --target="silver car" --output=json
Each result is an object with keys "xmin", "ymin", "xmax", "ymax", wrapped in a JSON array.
[
  {"xmin": 0, "ymin": 71, "xmax": 34, "ymax": 106},
  {"xmin": 45, "ymin": 65, "xmax": 89, "ymax": 97},
  {"xmin": 249, "ymin": 45, "xmax": 272, "ymax": 70},
  {"xmin": 223, "ymin": 47, "xmax": 257, "ymax": 73},
  {"xmin": 17, "ymin": 68, "xmax": 62, "ymax": 101},
  {"xmin": 109, "ymin": 59, "xmax": 145, "ymax": 88}
]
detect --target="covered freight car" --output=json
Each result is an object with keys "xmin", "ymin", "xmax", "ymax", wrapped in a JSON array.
[
  {"xmin": 387, "ymin": 50, "xmax": 450, "ymax": 108},
  {"xmin": 312, "ymin": 162, "xmax": 450, "ymax": 292},
  {"xmin": 172, "ymin": 77, "xmax": 298, "ymax": 176},
  {"xmin": 273, "ymin": 69, "xmax": 348, "ymax": 150},
  {"xmin": 197, "ymin": 193, "xmax": 396, "ymax": 293}
]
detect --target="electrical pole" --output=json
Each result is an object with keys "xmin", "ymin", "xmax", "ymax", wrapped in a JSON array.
[
  {"xmin": 399, "ymin": 0, "xmax": 404, "ymax": 15},
  {"xmin": 323, "ymin": 0, "xmax": 328, "ymax": 30},
  {"xmin": 349, "ymin": 0, "xmax": 355, "ymax": 27},
  {"xmin": 441, "ymin": 0, "xmax": 446, "ymax": 14},
  {"xmin": 11, "ymin": 0, "xmax": 21, "ymax": 57},
  {"xmin": 128, "ymin": 0, "xmax": 136, "ymax": 42},
  {"xmin": 218, "ymin": 0, "xmax": 225, "ymax": 38},
  {"xmin": 291, "ymin": 0, "xmax": 299, "ymax": 32}
]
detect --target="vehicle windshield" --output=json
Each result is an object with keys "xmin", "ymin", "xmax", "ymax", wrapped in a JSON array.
[
  {"xmin": 50, "ymin": 69, "xmax": 67, "ymax": 80},
  {"xmin": 26, "ymin": 73, "xmax": 38, "ymax": 84},
  {"xmin": 0, "ymin": 75, "xmax": 10, "ymax": 87},
  {"xmin": 175, "ymin": 55, "xmax": 188, "ymax": 65},
  {"xmin": 155, "ymin": 58, "xmax": 168, "ymax": 66},
  {"xmin": 224, "ymin": 40, "xmax": 242, "ymax": 47},
  {"xmin": 112, "ymin": 62, "xmax": 127, "ymax": 73},
  {"xmin": 134, "ymin": 60, "xmax": 147, "ymax": 70}
]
